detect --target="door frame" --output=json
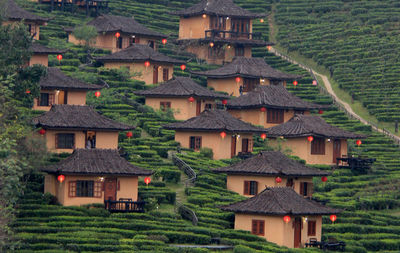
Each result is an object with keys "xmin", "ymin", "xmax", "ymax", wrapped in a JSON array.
[
  {"xmin": 294, "ymin": 217, "xmax": 302, "ymax": 248},
  {"xmin": 196, "ymin": 100, "xmax": 202, "ymax": 116},
  {"xmin": 333, "ymin": 139, "xmax": 341, "ymax": 163},
  {"xmin": 103, "ymin": 178, "xmax": 117, "ymax": 201},
  {"xmin": 231, "ymin": 135, "xmax": 237, "ymax": 158},
  {"xmin": 153, "ymin": 65, "xmax": 158, "ymax": 84}
]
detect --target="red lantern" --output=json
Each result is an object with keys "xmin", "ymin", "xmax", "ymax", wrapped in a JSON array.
[
  {"xmin": 321, "ymin": 176, "xmax": 328, "ymax": 182},
  {"xmin": 162, "ymin": 38, "xmax": 167, "ymax": 45},
  {"xmin": 209, "ymin": 42, "xmax": 214, "ymax": 47},
  {"xmin": 260, "ymin": 133, "xmax": 267, "ymax": 140},
  {"xmin": 220, "ymin": 131, "xmax": 227, "ymax": 139},
  {"xmin": 25, "ymin": 90, "xmax": 31, "ymax": 94},
  {"xmin": 57, "ymin": 175, "xmax": 65, "ymax": 183},
  {"xmin": 126, "ymin": 132, "xmax": 133, "ymax": 138},
  {"xmin": 312, "ymin": 80, "xmax": 317, "ymax": 85},
  {"xmin": 356, "ymin": 140, "xmax": 362, "ymax": 146},
  {"xmin": 188, "ymin": 97, "xmax": 195, "ymax": 103},
  {"xmin": 275, "ymin": 177, "xmax": 282, "ymax": 184},
  {"xmin": 38, "ymin": 129, "xmax": 46, "ymax": 135},
  {"xmin": 57, "ymin": 54, "xmax": 62, "ymax": 61},
  {"xmin": 318, "ymin": 109, "xmax": 323, "ymax": 114},
  {"xmin": 235, "ymin": 77, "xmax": 241, "ymax": 83},
  {"xmin": 267, "ymin": 45, "xmax": 272, "ymax": 51},
  {"xmin": 144, "ymin": 177, "xmax": 151, "ymax": 185},
  {"xmin": 283, "ymin": 215, "xmax": 291, "ymax": 223},
  {"xmin": 144, "ymin": 61, "xmax": 150, "ymax": 68},
  {"xmin": 307, "ymin": 136, "xmax": 314, "ymax": 142},
  {"xmin": 260, "ymin": 107, "xmax": 267, "ymax": 112},
  {"xmin": 293, "ymin": 80, "xmax": 298, "ymax": 86},
  {"xmin": 330, "ymin": 214, "xmax": 337, "ymax": 223},
  {"xmin": 180, "ymin": 64, "xmax": 186, "ymax": 71},
  {"xmin": 260, "ymin": 18, "xmax": 264, "ymax": 23},
  {"xmin": 115, "ymin": 32, "xmax": 121, "ymax": 38},
  {"xmin": 222, "ymin": 99, "xmax": 227, "ymax": 105},
  {"xmin": 94, "ymin": 91, "xmax": 101, "ymax": 98}
]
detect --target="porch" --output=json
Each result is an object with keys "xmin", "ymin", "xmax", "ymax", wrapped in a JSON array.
[{"xmin": 104, "ymin": 199, "xmax": 145, "ymax": 213}]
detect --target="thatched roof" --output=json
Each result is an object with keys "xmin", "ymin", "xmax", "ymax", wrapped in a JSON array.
[
  {"xmin": 227, "ymin": 85, "xmax": 323, "ymax": 110},
  {"xmin": 163, "ymin": 109, "xmax": 266, "ymax": 133},
  {"xmin": 172, "ymin": 0, "xmax": 265, "ymax": 18},
  {"xmin": 221, "ymin": 187, "xmax": 340, "ymax": 215},
  {"xmin": 43, "ymin": 149, "xmax": 153, "ymax": 176},
  {"xmin": 4, "ymin": 0, "xmax": 48, "ymax": 23},
  {"xmin": 33, "ymin": 105, "xmax": 134, "ymax": 131},
  {"xmin": 39, "ymin": 68, "xmax": 103, "ymax": 90},
  {"xmin": 134, "ymin": 76, "xmax": 228, "ymax": 99},
  {"xmin": 30, "ymin": 42, "xmax": 65, "ymax": 55},
  {"xmin": 192, "ymin": 57, "xmax": 301, "ymax": 80},
  {"xmin": 96, "ymin": 44, "xmax": 184, "ymax": 64},
  {"xmin": 213, "ymin": 151, "xmax": 329, "ymax": 176},
  {"xmin": 82, "ymin": 14, "xmax": 166, "ymax": 39},
  {"xmin": 265, "ymin": 115, "xmax": 366, "ymax": 139}
]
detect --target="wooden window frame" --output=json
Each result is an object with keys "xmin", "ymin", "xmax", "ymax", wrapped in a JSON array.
[
  {"xmin": 267, "ymin": 109, "xmax": 284, "ymax": 124},
  {"xmin": 76, "ymin": 180, "xmax": 94, "ymax": 197},
  {"xmin": 242, "ymin": 78, "xmax": 258, "ymax": 92},
  {"xmin": 311, "ymin": 137, "xmax": 325, "ymax": 155},
  {"xmin": 241, "ymin": 138, "xmax": 253, "ymax": 153},
  {"xmin": 300, "ymin": 182, "xmax": 308, "ymax": 197},
  {"xmin": 94, "ymin": 181, "xmax": 103, "ymax": 198},
  {"xmin": 244, "ymin": 180, "xmax": 258, "ymax": 195},
  {"xmin": 189, "ymin": 136, "xmax": 202, "ymax": 151},
  {"xmin": 251, "ymin": 219, "xmax": 265, "ymax": 236},
  {"xmin": 68, "ymin": 181, "xmax": 76, "ymax": 197},
  {"xmin": 116, "ymin": 37, "xmax": 123, "ymax": 49},
  {"xmin": 56, "ymin": 133, "xmax": 75, "ymax": 149},
  {"xmin": 162, "ymin": 68, "xmax": 169, "ymax": 81},
  {"xmin": 235, "ymin": 46, "xmax": 244, "ymax": 56},
  {"xmin": 160, "ymin": 101, "xmax": 171, "ymax": 112},
  {"xmin": 307, "ymin": 220, "xmax": 316, "ymax": 236}
]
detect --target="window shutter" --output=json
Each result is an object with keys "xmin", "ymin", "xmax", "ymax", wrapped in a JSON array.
[
  {"xmin": 72, "ymin": 134, "xmax": 75, "ymax": 149},
  {"xmin": 308, "ymin": 221, "xmax": 316, "ymax": 236},
  {"xmin": 94, "ymin": 181, "xmax": 102, "ymax": 198},
  {"xmin": 254, "ymin": 181, "xmax": 258, "ymax": 195},
  {"xmin": 259, "ymin": 220, "xmax": 265, "ymax": 235},
  {"xmin": 300, "ymin": 182, "xmax": 304, "ymax": 196},
  {"xmin": 244, "ymin": 181, "xmax": 249, "ymax": 195},
  {"xmin": 49, "ymin": 94, "xmax": 55, "ymax": 105},
  {"xmin": 117, "ymin": 180, "xmax": 120, "ymax": 191},
  {"xmin": 251, "ymin": 220, "xmax": 258, "ymax": 234},
  {"xmin": 68, "ymin": 181, "xmax": 76, "ymax": 197},
  {"xmin": 189, "ymin": 137, "xmax": 195, "ymax": 149}
]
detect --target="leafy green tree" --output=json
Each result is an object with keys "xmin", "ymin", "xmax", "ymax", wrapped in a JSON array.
[{"xmin": 73, "ymin": 25, "xmax": 98, "ymax": 49}]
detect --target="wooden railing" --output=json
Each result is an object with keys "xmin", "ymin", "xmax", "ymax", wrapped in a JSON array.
[
  {"xmin": 205, "ymin": 30, "xmax": 263, "ymax": 40},
  {"xmin": 104, "ymin": 199, "xmax": 145, "ymax": 213},
  {"xmin": 172, "ymin": 154, "xmax": 196, "ymax": 185}
]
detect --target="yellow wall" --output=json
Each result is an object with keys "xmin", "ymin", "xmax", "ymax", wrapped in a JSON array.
[
  {"xmin": 145, "ymin": 97, "xmax": 216, "ymax": 120},
  {"xmin": 42, "ymin": 130, "xmax": 119, "ymax": 153},
  {"xmin": 174, "ymin": 131, "xmax": 253, "ymax": 160},
  {"xmin": 3, "ymin": 20, "xmax": 41, "ymax": 40},
  {"xmin": 179, "ymin": 16, "xmax": 210, "ymax": 39},
  {"xmin": 44, "ymin": 174, "xmax": 139, "ymax": 206},
  {"xmin": 33, "ymin": 90, "xmax": 88, "ymax": 111},
  {"xmin": 269, "ymin": 137, "xmax": 348, "ymax": 165},
  {"xmin": 208, "ymin": 77, "xmax": 240, "ymax": 96},
  {"xmin": 234, "ymin": 214, "xmax": 322, "ymax": 248},
  {"xmin": 226, "ymin": 175, "xmax": 313, "ymax": 197},
  {"xmin": 29, "ymin": 54, "xmax": 49, "ymax": 66},
  {"xmin": 103, "ymin": 62, "xmax": 173, "ymax": 85}
]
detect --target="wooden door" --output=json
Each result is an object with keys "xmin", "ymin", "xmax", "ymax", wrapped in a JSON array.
[
  {"xmin": 104, "ymin": 178, "xmax": 117, "ymax": 201},
  {"xmin": 153, "ymin": 65, "xmax": 158, "ymax": 84},
  {"xmin": 294, "ymin": 217, "xmax": 302, "ymax": 248},
  {"xmin": 196, "ymin": 100, "xmax": 201, "ymax": 116},
  {"xmin": 231, "ymin": 136, "xmax": 237, "ymax": 158},
  {"xmin": 333, "ymin": 139, "xmax": 341, "ymax": 163}
]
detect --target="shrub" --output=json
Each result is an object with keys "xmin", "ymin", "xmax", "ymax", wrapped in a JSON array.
[{"xmin": 199, "ymin": 148, "xmax": 213, "ymax": 159}]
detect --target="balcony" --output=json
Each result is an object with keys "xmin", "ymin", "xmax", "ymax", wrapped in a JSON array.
[
  {"xmin": 205, "ymin": 30, "xmax": 263, "ymax": 41},
  {"xmin": 104, "ymin": 199, "xmax": 145, "ymax": 213}
]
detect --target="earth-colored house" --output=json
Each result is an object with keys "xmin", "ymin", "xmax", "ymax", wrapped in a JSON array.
[
  {"xmin": 33, "ymin": 68, "xmax": 103, "ymax": 111},
  {"xmin": 172, "ymin": 0, "xmax": 271, "ymax": 64},
  {"xmin": 265, "ymin": 115, "xmax": 365, "ymax": 165},
  {"xmin": 42, "ymin": 149, "xmax": 153, "ymax": 207},
  {"xmin": 33, "ymin": 105, "xmax": 134, "ymax": 153},
  {"xmin": 221, "ymin": 187, "xmax": 340, "ymax": 248},
  {"xmin": 134, "ymin": 76, "xmax": 229, "ymax": 120},
  {"xmin": 213, "ymin": 151, "xmax": 329, "ymax": 197},
  {"xmin": 226, "ymin": 85, "xmax": 323, "ymax": 128},
  {"xmin": 3, "ymin": 0, "xmax": 48, "ymax": 40},
  {"xmin": 29, "ymin": 42, "xmax": 65, "ymax": 67},
  {"xmin": 96, "ymin": 44, "xmax": 184, "ymax": 84},
  {"xmin": 65, "ymin": 14, "xmax": 166, "ymax": 53},
  {"xmin": 163, "ymin": 110, "xmax": 266, "ymax": 160},
  {"xmin": 192, "ymin": 57, "xmax": 301, "ymax": 96}
]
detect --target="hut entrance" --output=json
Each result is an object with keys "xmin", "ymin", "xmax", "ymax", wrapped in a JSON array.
[
  {"xmin": 104, "ymin": 178, "xmax": 117, "ymax": 201},
  {"xmin": 294, "ymin": 217, "xmax": 302, "ymax": 248},
  {"xmin": 231, "ymin": 136, "xmax": 237, "ymax": 158},
  {"xmin": 333, "ymin": 139, "xmax": 341, "ymax": 163}
]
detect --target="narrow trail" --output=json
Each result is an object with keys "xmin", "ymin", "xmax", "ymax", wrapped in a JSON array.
[{"xmin": 267, "ymin": 10, "xmax": 400, "ymax": 145}]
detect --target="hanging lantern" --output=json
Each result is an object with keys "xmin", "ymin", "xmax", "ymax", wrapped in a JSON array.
[
  {"xmin": 144, "ymin": 61, "xmax": 150, "ymax": 68},
  {"xmin": 307, "ymin": 136, "xmax": 314, "ymax": 142},
  {"xmin": 38, "ymin": 129, "xmax": 46, "ymax": 135},
  {"xmin": 321, "ymin": 176, "xmax": 328, "ymax": 182},
  {"xmin": 162, "ymin": 38, "xmax": 167, "ymax": 45},
  {"xmin": 356, "ymin": 140, "xmax": 362, "ymax": 146},
  {"xmin": 318, "ymin": 109, "xmax": 323, "ymax": 114},
  {"xmin": 188, "ymin": 96, "xmax": 195, "ymax": 103},
  {"xmin": 283, "ymin": 215, "xmax": 291, "ymax": 223},
  {"xmin": 126, "ymin": 132, "xmax": 133, "ymax": 138},
  {"xmin": 57, "ymin": 175, "xmax": 65, "ymax": 183},
  {"xmin": 57, "ymin": 54, "xmax": 63, "ymax": 61},
  {"xmin": 312, "ymin": 80, "xmax": 317, "ymax": 85},
  {"xmin": 330, "ymin": 214, "xmax": 337, "ymax": 223},
  {"xmin": 115, "ymin": 32, "xmax": 121, "ymax": 38},
  {"xmin": 25, "ymin": 90, "xmax": 31, "ymax": 94},
  {"xmin": 293, "ymin": 80, "xmax": 298, "ymax": 86},
  {"xmin": 267, "ymin": 45, "xmax": 272, "ymax": 51},
  {"xmin": 260, "ymin": 133, "xmax": 267, "ymax": 140},
  {"xmin": 222, "ymin": 99, "xmax": 227, "ymax": 105},
  {"xmin": 275, "ymin": 177, "xmax": 282, "ymax": 184},
  {"xmin": 235, "ymin": 77, "xmax": 241, "ymax": 83},
  {"xmin": 94, "ymin": 91, "xmax": 101, "ymax": 98},
  {"xmin": 180, "ymin": 64, "xmax": 186, "ymax": 71},
  {"xmin": 260, "ymin": 107, "xmax": 267, "ymax": 112},
  {"xmin": 202, "ymin": 14, "xmax": 207, "ymax": 19},
  {"xmin": 220, "ymin": 131, "xmax": 227, "ymax": 139},
  {"xmin": 260, "ymin": 18, "xmax": 264, "ymax": 23},
  {"xmin": 209, "ymin": 42, "xmax": 214, "ymax": 47},
  {"xmin": 144, "ymin": 177, "xmax": 151, "ymax": 185}
]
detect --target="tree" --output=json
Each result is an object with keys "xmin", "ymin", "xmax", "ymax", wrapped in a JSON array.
[{"xmin": 73, "ymin": 25, "xmax": 98, "ymax": 49}]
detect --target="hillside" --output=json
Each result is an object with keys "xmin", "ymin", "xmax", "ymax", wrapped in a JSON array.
[{"xmin": 11, "ymin": 0, "xmax": 400, "ymax": 252}]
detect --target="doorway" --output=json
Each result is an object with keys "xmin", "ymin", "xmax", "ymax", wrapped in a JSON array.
[
  {"xmin": 85, "ymin": 131, "xmax": 96, "ymax": 149},
  {"xmin": 104, "ymin": 178, "xmax": 117, "ymax": 201},
  {"xmin": 294, "ymin": 217, "xmax": 302, "ymax": 248},
  {"xmin": 231, "ymin": 136, "xmax": 237, "ymax": 158},
  {"xmin": 333, "ymin": 139, "xmax": 341, "ymax": 163},
  {"xmin": 58, "ymin": 91, "xmax": 68, "ymax": 104},
  {"xmin": 196, "ymin": 100, "xmax": 201, "ymax": 116},
  {"xmin": 153, "ymin": 65, "xmax": 159, "ymax": 84}
]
